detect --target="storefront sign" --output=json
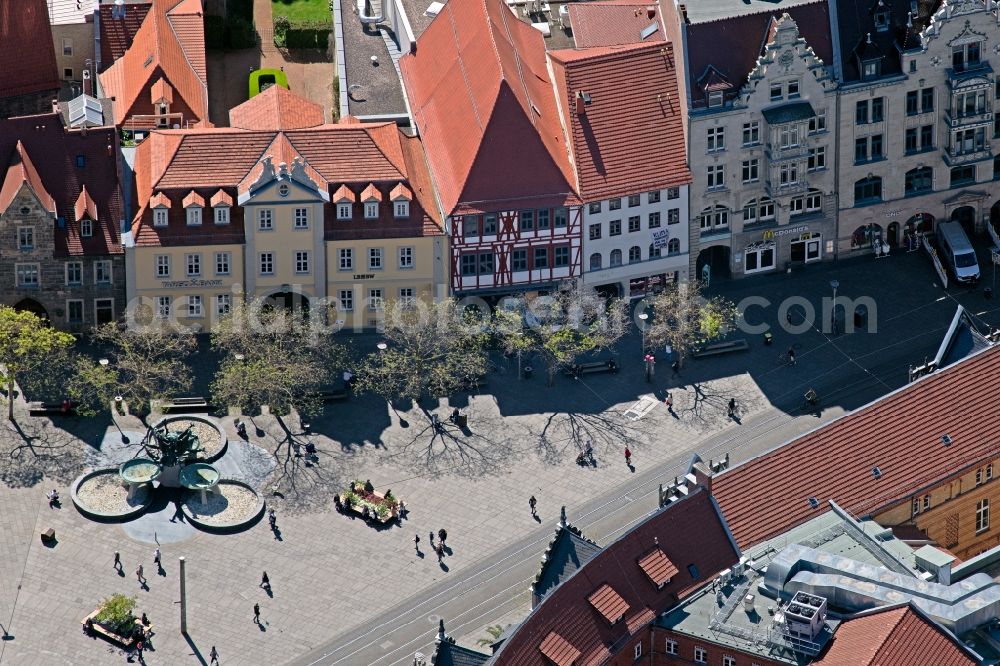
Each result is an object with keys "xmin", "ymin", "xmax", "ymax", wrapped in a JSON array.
[
  {"xmin": 160, "ymin": 279, "xmax": 224, "ymax": 289},
  {"xmin": 883, "ymin": 209, "xmax": 903, "ymax": 218},
  {"xmin": 352, "ymin": 274, "xmax": 376, "ymax": 280},
  {"xmin": 651, "ymin": 228, "xmax": 670, "ymax": 248},
  {"xmin": 762, "ymin": 225, "xmax": 808, "ymax": 241}
]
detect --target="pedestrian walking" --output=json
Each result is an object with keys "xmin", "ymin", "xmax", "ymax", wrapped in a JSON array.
[
  {"xmin": 787, "ymin": 346, "xmax": 796, "ymax": 366},
  {"xmin": 435, "ymin": 542, "xmax": 444, "ymax": 563},
  {"xmin": 429, "ymin": 531, "xmax": 435, "ymax": 549},
  {"xmin": 437, "ymin": 528, "xmax": 448, "ymax": 546},
  {"xmin": 664, "ymin": 392, "xmax": 673, "ymax": 410},
  {"xmin": 260, "ymin": 571, "xmax": 270, "ymax": 590},
  {"xmin": 113, "ymin": 551, "xmax": 121, "ymax": 570},
  {"xmin": 253, "ymin": 602, "xmax": 260, "ymax": 624},
  {"xmin": 153, "ymin": 548, "xmax": 161, "ymax": 566},
  {"xmin": 414, "ymin": 534, "xmax": 421, "ymax": 552},
  {"xmin": 529, "ymin": 495, "xmax": 537, "ymax": 516},
  {"xmin": 136, "ymin": 565, "xmax": 144, "ymax": 583},
  {"xmin": 671, "ymin": 360, "xmax": 681, "ymax": 378},
  {"xmin": 624, "ymin": 446, "xmax": 632, "ymax": 466},
  {"xmin": 728, "ymin": 398, "xmax": 737, "ymax": 419},
  {"xmin": 268, "ymin": 508, "xmax": 276, "ymax": 527},
  {"xmin": 135, "ymin": 640, "xmax": 145, "ymax": 664},
  {"xmin": 210, "ymin": 646, "xmax": 219, "ymax": 665}
]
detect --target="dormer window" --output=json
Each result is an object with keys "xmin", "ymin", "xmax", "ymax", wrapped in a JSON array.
[
  {"xmin": 361, "ymin": 183, "xmax": 382, "ymax": 220},
  {"xmin": 154, "ymin": 209, "xmax": 168, "ymax": 227},
  {"xmin": 214, "ymin": 207, "xmax": 229, "ymax": 225},
  {"xmin": 874, "ymin": 1, "xmax": 889, "ymax": 31},
  {"xmin": 365, "ymin": 202, "xmax": 378, "ymax": 219},
  {"xmin": 394, "ymin": 201, "xmax": 409, "ymax": 218},
  {"xmin": 183, "ymin": 191, "xmax": 204, "ymax": 226},
  {"xmin": 708, "ymin": 91, "xmax": 723, "ymax": 107},
  {"xmin": 862, "ymin": 60, "xmax": 880, "ymax": 79},
  {"xmin": 390, "ymin": 183, "xmax": 412, "ymax": 219},
  {"xmin": 337, "ymin": 203, "xmax": 351, "ymax": 220},
  {"xmin": 187, "ymin": 207, "xmax": 202, "ymax": 226},
  {"xmin": 333, "ymin": 184, "xmax": 356, "ymax": 221},
  {"xmin": 81, "ymin": 218, "xmax": 93, "ymax": 237},
  {"xmin": 787, "ymin": 80, "xmax": 800, "ymax": 99},
  {"xmin": 210, "ymin": 190, "xmax": 232, "ymax": 224}
]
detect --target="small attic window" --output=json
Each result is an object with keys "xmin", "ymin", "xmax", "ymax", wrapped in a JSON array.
[
  {"xmin": 808, "ymin": 497, "xmax": 820, "ymax": 508},
  {"xmin": 75, "ymin": 155, "xmax": 85, "ymax": 168},
  {"xmin": 872, "ymin": 466, "xmax": 882, "ymax": 479},
  {"xmin": 862, "ymin": 59, "xmax": 881, "ymax": 79},
  {"xmin": 81, "ymin": 218, "xmax": 93, "ymax": 237},
  {"xmin": 942, "ymin": 434, "xmax": 953, "ymax": 446},
  {"xmin": 874, "ymin": 2, "xmax": 890, "ymax": 31},
  {"xmin": 708, "ymin": 91, "xmax": 723, "ymax": 108},
  {"xmin": 687, "ymin": 564, "xmax": 700, "ymax": 580}
]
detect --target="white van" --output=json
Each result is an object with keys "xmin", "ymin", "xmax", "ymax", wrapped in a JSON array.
[{"xmin": 937, "ymin": 221, "xmax": 980, "ymax": 283}]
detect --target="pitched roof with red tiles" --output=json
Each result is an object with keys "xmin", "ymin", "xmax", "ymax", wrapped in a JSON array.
[
  {"xmin": 815, "ymin": 605, "xmax": 977, "ymax": 666},
  {"xmin": 549, "ymin": 42, "xmax": 691, "ymax": 201},
  {"xmin": 400, "ymin": 0, "xmax": 578, "ymax": 216},
  {"xmin": 99, "ymin": 2, "xmax": 152, "ymax": 68},
  {"xmin": 0, "ymin": 114, "xmax": 122, "ymax": 256},
  {"xmin": 0, "ymin": 141, "xmax": 56, "ymax": 215},
  {"xmin": 166, "ymin": 0, "xmax": 206, "ymax": 84},
  {"xmin": 229, "ymin": 86, "xmax": 326, "ymax": 130},
  {"xmin": 489, "ymin": 488, "xmax": 738, "ymax": 665},
  {"xmin": 130, "ymin": 120, "xmax": 443, "ymax": 247},
  {"xmin": 713, "ymin": 346, "xmax": 1000, "ymax": 550},
  {"xmin": 684, "ymin": 1, "xmax": 833, "ymax": 110},
  {"xmin": 0, "ymin": 0, "xmax": 59, "ymax": 98},
  {"xmin": 568, "ymin": 0, "xmax": 666, "ymax": 47},
  {"xmin": 99, "ymin": 0, "xmax": 208, "ymax": 126}
]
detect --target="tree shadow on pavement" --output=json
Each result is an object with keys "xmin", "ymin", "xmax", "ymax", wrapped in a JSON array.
[
  {"xmin": 263, "ymin": 415, "xmax": 346, "ymax": 515},
  {"xmin": 0, "ymin": 414, "xmax": 108, "ymax": 488},
  {"xmin": 527, "ymin": 408, "xmax": 656, "ymax": 466}
]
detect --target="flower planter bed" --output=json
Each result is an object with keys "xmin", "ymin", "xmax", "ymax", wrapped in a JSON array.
[
  {"xmin": 80, "ymin": 609, "xmax": 149, "ymax": 648},
  {"xmin": 337, "ymin": 481, "xmax": 400, "ymax": 524}
]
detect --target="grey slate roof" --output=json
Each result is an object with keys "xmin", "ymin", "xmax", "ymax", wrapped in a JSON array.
[
  {"xmin": 432, "ymin": 640, "xmax": 490, "ymax": 666},
  {"xmin": 531, "ymin": 523, "xmax": 602, "ymax": 601},
  {"xmin": 761, "ymin": 101, "xmax": 816, "ymax": 125}
]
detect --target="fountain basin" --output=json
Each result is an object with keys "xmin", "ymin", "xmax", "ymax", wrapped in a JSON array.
[
  {"xmin": 119, "ymin": 458, "xmax": 161, "ymax": 485},
  {"xmin": 179, "ymin": 463, "xmax": 220, "ymax": 490}
]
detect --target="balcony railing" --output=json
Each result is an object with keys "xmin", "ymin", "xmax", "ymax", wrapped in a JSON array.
[
  {"xmin": 765, "ymin": 143, "xmax": 809, "ymax": 161},
  {"xmin": 946, "ymin": 61, "xmax": 993, "ymax": 84},
  {"xmin": 944, "ymin": 108, "xmax": 993, "ymax": 127},
  {"xmin": 943, "ymin": 144, "xmax": 993, "ymax": 166}
]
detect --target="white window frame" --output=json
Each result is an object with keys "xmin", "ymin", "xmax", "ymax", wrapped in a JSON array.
[
  {"xmin": 742, "ymin": 159, "xmax": 759, "ymax": 183},
  {"xmin": 259, "ymin": 252, "xmax": 274, "ymax": 275},
  {"xmin": 399, "ymin": 287, "xmax": 415, "ymax": 307},
  {"xmin": 185, "ymin": 253, "xmax": 201, "ymax": 277},
  {"xmin": 339, "ymin": 248, "xmax": 353, "ymax": 271},
  {"xmin": 18, "ymin": 226, "xmax": 34, "ymax": 249},
  {"xmin": 156, "ymin": 296, "xmax": 171, "ymax": 318},
  {"xmin": 214, "ymin": 206, "xmax": 230, "ymax": 225},
  {"xmin": 707, "ymin": 126, "xmax": 725, "ymax": 152},
  {"xmin": 153, "ymin": 209, "xmax": 168, "ymax": 227},
  {"xmin": 66, "ymin": 261, "xmax": 83, "ymax": 285},
  {"xmin": 294, "ymin": 207, "xmax": 309, "ymax": 229},
  {"xmin": 394, "ymin": 201, "xmax": 409, "ymax": 218},
  {"xmin": 216, "ymin": 294, "xmax": 231, "ymax": 317},
  {"xmin": 186, "ymin": 207, "xmax": 202, "ymax": 226},
  {"xmin": 808, "ymin": 146, "xmax": 826, "ymax": 171},
  {"xmin": 707, "ymin": 165, "xmax": 725, "ymax": 189},
  {"xmin": 634, "ymin": 643, "xmax": 642, "ymax": 659},
  {"xmin": 258, "ymin": 208, "xmax": 274, "ymax": 231},
  {"xmin": 94, "ymin": 260, "xmax": 112, "ymax": 284},
  {"xmin": 187, "ymin": 294, "xmax": 203, "ymax": 318},
  {"xmin": 81, "ymin": 218, "xmax": 93, "ymax": 237},
  {"xmin": 398, "ymin": 246, "xmax": 414, "ymax": 269},
  {"xmin": 338, "ymin": 289, "xmax": 354, "ymax": 312},
  {"xmin": 977, "ymin": 498, "xmax": 990, "ymax": 533},
  {"xmin": 368, "ymin": 288, "xmax": 383, "ymax": 310},
  {"xmin": 337, "ymin": 203, "xmax": 352, "ymax": 220},
  {"xmin": 155, "ymin": 255, "xmax": 170, "ymax": 278},
  {"xmin": 742, "ymin": 121, "xmax": 760, "ymax": 146},
  {"xmin": 694, "ymin": 646, "xmax": 707, "ymax": 663},
  {"xmin": 368, "ymin": 247, "xmax": 383, "ymax": 270},
  {"xmin": 215, "ymin": 252, "xmax": 231, "ymax": 276},
  {"xmin": 295, "ymin": 250, "xmax": 310, "ymax": 274},
  {"xmin": 665, "ymin": 639, "xmax": 678, "ymax": 655},
  {"xmin": 364, "ymin": 202, "xmax": 379, "ymax": 219},
  {"xmin": 723, "ymin": 657, "xmax": 736, "ymax": 666}
]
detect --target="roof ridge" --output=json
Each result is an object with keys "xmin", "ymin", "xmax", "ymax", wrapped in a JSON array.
[{"xmin": 493, "ymin": 0, "xmax": 537, "ymax": 131}]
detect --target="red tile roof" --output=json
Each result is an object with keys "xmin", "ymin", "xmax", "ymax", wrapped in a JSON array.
[
  {"xmin": 130, "ymin": 120, "xmax": 444, "ymax": 247},
  {"xmin": 685, "ymin": 2, "xmax": 833, "ymax": 110},
  {"xmin": 99, "ymin": 3, "xmax": 152, "ymax": 68},
  {"xmin": 713, "ymin": 346, "xmax": 1000, "ymax": 550},
  {"xmin": 815, "ymin": 605, "xmax": 976, "ymax": 666},
  {"xmin": 0, "ymin": 114, "xmax": 122, "ymax": 257},
  {"xmin": 182, "ymin": 190, "xmax": 203, "ymax": 207},
  {"xmin": 166, "ymin": 0, "xmax": 206, "ymax": 84},
  {"xmin": 360, "ymin": 183, "xmax": 382, "ymax": 202},
  {"xmin": 400, "ymin": 0, "xmax": 578, "ymax": 216},
  {"xmin": 390, "ymin": 182, "xmax": 412, "ymax": 201},
  {"xmin": 229, "ymin": 86, "xmax": 326, "ymax": 130},
  {"xmin": 538, "ymin": 632, "xmax": 580, "ymax": 666},
  {"xmin": 637, "ymin": 547, "xmax": 678, "ymax": 587},
  {"xmin": 0, "ymin": 141, "xmax": 56, "ymax": 215},
  {"xmin": 568, "ymin": 0, "xmax": 665, "ymax": 48},
  {"xmin": 209, "ymin": 189, "xmax": 231, "ymax": 207},
  {"xmin": 549, "ymin": 42, "xmax": 691, "ymax": 201},
  {"xmin": 99, "ymin": 0, "xmax": 209, "ymax": 126},
  {"xmin": 333, "ymin": 184, "xmax": 355, "ymax": 202},
  {"xmin": 151, "ymin": 78, "xmax": 174, "ymax": 104},
  {"xmin": 0, "ymin": 0, "xmax": 59, "ymax": 98},
  {"xmin": 491, "ymin": 488, "xmax": 738, "ymax": 665},
  {"xmin": 587, "ymin": 584, "xmax": 629, "ymax": 624},
  {"xmin": 74, "ymin": 185, "xmax": 98, "ymax": 221}
]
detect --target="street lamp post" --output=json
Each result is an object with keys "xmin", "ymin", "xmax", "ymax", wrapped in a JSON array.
[
  {"xmin": 638, "ymin": 312, "xmax": 649, "ymax": 354},
  {"xmin": 100, "ymin": 358, "xmax": 129, "ymax": 444},
  {"xmin": 829, "ymin": 279, "xmax": 839, "ymax": 335}
]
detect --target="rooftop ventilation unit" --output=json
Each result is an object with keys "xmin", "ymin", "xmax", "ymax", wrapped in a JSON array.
[{"xmin": 784, "ymin": 591, "xmax": 828, "ymax": 641}]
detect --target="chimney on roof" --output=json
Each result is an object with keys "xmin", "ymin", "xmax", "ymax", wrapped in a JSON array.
[
  {"xmin": 113, "ymin": 0, "xmax": 125, "ymax": 20},
  {"xmin": 692, "ymin": 460, "xmax": 713, "ymax": 492},
  {"xmin": 648, "ymin": 6, "xmax": 656, "ymax": 19},
  {"xmin": 83, "ymin": 69, "xmax": 92, "ymax": 97},
  {"xmin": 575, "ymin": 90, "xmax": 592, "ymax": 115},
  {"xmin": 51, "ymin": 99, "xmax": 60, "ymax": 114}
]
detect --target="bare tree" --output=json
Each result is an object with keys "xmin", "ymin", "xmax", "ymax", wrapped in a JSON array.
[
  {"xmin": 210, "ymin": 298, "xmax": 347, "ymax": 417},
  {"xmin": 495, "ymin": 282, "xmax": 629, "ymax": 386},
  {"xmin": 68, "ymin": 322, "xmax": 196, "ymax": 422},
  {"xmin": 354, "ymin": 298, "xmax": 489, "ymax": 403},
  {"xmin": 0, "ymin": 307, "xmax": 75, "ymax": 421},
  {"xmin": 641, "ymin": 281, "xmax": 739, "ymax": 363}
]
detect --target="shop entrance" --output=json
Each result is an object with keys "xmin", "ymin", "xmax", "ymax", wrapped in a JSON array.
[
  {"xmin": 790, "ymin": 234, "xmax": 822, "ymax": 263},
  {"xmin": 696, "ymin": 246, "xmax": 731, "ymax": 281}
]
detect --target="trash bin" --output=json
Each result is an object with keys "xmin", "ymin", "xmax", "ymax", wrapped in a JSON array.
[
  {"xmin": 763, "ymin": 331, "xmax": 773, "ymax": 345},
  {"xmin": 456, "ymin": 414, "xmax": 468, "ymax": 428},
  {"xmin": 524, "ymin": 366, "xmax": 533, "ymax": 379}
]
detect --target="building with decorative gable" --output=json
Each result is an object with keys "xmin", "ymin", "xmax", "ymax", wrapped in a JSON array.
[
  {"xmin": 125, "ymin": 89, "xmax": 445, "ymax": 330},
  {"xmin": 674, "ymin": 6, "xmax": 838, "ymax": 280}
]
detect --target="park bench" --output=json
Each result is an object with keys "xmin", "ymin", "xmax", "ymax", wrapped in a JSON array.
[
  {"xmin": 563, "ymin": 359, "xmax": 619, "ymax": 378},
  {"xmin": 161, "ymin": 396, "xmax": 210, "ymax": 413},
  {"xmin": 691, "ymin": 339, "xmax": 750, "ymax": 359},
  {"xmin": 80, "ymin": 610, "xmax": 152, "ymax": 648},
  {"xmin": 28, "ymin": 401, "xmax": 75, "ymax": 416}
]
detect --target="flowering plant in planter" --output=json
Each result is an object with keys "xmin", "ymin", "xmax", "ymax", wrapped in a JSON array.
[
  {"xmin": 344, "ymin": 480, "xmax": 400, "ymax": 522},
  {"xmin": 94, "ymin": 593, "xmax": 137, "ymax": 637}
]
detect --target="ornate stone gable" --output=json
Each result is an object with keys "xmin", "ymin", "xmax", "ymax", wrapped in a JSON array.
[
  {"xmin": 920, "ymin": 0, "xmax": 992, "ymax": 47},
  {"xmin": 740, "ymin": 13, "xmax": 835, "ymax": 106}
]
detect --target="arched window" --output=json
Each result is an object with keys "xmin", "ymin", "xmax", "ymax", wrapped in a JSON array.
[
  {"xmin": 610, "ymin": 249, "xmax": 622, "ymax": 267},
  {"xmin": 668, "ymin": 238, "xmax": 680, "ymax": 255},
  {"xmin": 854, "ymin": 176, "xmax": 883, "ymax": 204},
  {"xmin": 649, "ymin": 243, "xmax": 662, "ymax": 258},
  {"xmin": 628, "ymin": 246, "xmax": 642, "ymax": 264},
  {"xmin": 905, "ymin": 167, "xmax": 933, "ymax": 196},
  {"xmin": 589, "ymin": 252, "xmax": 602, "ymax": 270},
  {"xmin": 699, "ymin": 205, "xmax": 729, "ymax": 230}
]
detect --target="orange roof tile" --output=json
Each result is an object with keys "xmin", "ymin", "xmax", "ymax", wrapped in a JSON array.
[
  {"xmin": 229, "ymin": 86, "xmax": 326, "ymax": 130},
  {"xmin": 0, "ymin": 0, "xmax": 58, "ymax": 98},
  {"xmin": 587, "ymin": 584, "xmax": 629, "ymax": 623},
  {"xmin": 150, "ymin": 192, "xmax": 171, "ymax": 209},
  {"xmin": 538, "ymin": 631, "xmax": 580, "ymax": 666},
  {"xmin": 166, "ymin": 0, "xmax": 207, "ymax": 84},
  {"xmin": 400, "ymin": 0, "xmax": 578, "ymax": 215},
  {"xmin": 637, "ymin": 547, "xmax": 678, "ymax": 587},
  {"xmin": 815, "ymin": 605, "xmax": 976, "ymax": 666},
  {"xmin": 568, "ymin": 0, "xmax": 666, "ymax": 48},
  {"xmin": 390, "ymin": 183, "xmax": 412, "ymax": 201},
  {"xmin": 210, "ymin": 189, "xmax": 232, "ymax": 207},
  {"xmin": 151, "ymin": 78, "xmax": 174, "ymax": 104},
  {"xmin": 360, "ymin": 183, "xmax": 382, "ymax": 202},
  {"xmin": 74, "ymin": 185, "xmax": 98, "ymax": 221},
  {"xmin": 713, "ymin": 346, "xmax": 1000, "ymax": 550},
  {"xmin": 0, "ymin": 141, "xmax": 56, "ymax": 214},
  {"xmin": 99, "ymin": 0, "xmax": 208, "ymax": 126},
  {"xmin": 333, "ymin": 184, "xmax": 355, "ymax": 203},
  {"xmin": 548, "ymin": 42, "xmax": 691, "ymax": 201},
  {"xmin": 182, "ymin": 190, "xmax": 204, "ymax": 208},
  {"xmin": 99, "ymin": 3, "xmax": 152, "ymax": 68}
]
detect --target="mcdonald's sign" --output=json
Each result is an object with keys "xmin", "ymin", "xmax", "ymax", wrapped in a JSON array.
[{"xmin": 762, "ymin": 230, "xmax": 775, "ymax": 241}]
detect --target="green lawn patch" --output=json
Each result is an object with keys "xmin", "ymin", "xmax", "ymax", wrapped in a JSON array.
[{"xmin": 272, "ymin": 0, "xmax": 332, "ymax": 23}]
